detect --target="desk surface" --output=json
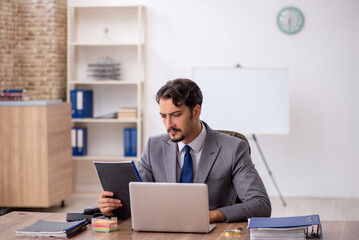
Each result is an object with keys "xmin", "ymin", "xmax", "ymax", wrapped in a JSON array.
[{"xmin": 1, "ymin": 211, "xmax": 359, "ymax": 240}]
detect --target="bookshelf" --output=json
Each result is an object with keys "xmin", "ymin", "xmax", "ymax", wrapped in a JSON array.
[{"xmin": 67, "ymin": 6, "xmax": 145, "ymax": 192}]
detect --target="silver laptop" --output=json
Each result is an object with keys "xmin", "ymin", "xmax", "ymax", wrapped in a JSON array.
[{"xmin": 129, "ymin": 182, "xmax": 216, "ymax": 233}]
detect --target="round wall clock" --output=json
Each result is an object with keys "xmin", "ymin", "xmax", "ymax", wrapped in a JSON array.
[{"xmin": 276, "ymin": 6, "xmax": 304, "ymax": 34}]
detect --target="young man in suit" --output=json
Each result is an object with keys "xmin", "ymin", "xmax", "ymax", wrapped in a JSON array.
[{"xmin": 98, "ymin": 78, "xmax": 271, "ymax": 222}]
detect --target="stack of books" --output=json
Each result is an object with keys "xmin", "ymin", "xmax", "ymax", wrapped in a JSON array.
[
  {"xmin": 248, "ymin": 214, "xmax": 322, "ymax": 239},
  {"xmin": 0, "ymin": 89, "xmax": 27, "ymax": 101},
  {"xmin": 16, "ymin": 219, "xmax": 88, "ymax": 238},
  {"xmin": 117, "ymin": 108, "xmax": 137, "ymax": 120}
]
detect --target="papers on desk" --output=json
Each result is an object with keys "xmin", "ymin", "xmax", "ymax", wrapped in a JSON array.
[
  {"xmin": 248, "ymin": 214, "xmax": 322, "ymax": 239},
  {"xmin": 16, "ymin": 219, "xmax": 87, "ymax": 238}
]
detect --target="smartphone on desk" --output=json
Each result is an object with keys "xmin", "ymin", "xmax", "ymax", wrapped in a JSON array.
[{"xmin": 66, "ymin": 207, "xmax": 102, "ymax": 223}]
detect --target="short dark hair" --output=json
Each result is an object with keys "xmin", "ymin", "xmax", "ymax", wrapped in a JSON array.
[{"xmin": 156, "ymin": 78, "xmax": 203, "ymax": 110}]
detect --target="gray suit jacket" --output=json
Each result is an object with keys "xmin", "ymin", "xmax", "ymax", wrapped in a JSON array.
[{"xmin": 137, "ymin": 122, "xmax": 271, "ymax": 222}]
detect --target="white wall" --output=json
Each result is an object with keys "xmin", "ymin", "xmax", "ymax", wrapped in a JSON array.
[{"xmin": 69, "ymin": 0, "xmax": 359, "ymax": 198}]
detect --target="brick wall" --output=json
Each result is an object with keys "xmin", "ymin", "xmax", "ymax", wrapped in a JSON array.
[{"xmin": 0, "ymin": 0, "xmax": 67, "ymax": 100}]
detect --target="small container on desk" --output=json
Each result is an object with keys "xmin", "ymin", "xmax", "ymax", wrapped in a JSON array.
[{"xmin": 91, "ymin": 216, "xmax": 118, "ymax": 232}]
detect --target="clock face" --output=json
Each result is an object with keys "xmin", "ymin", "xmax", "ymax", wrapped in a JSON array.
[{"xmin": 277, "ymin": 7, "xmax": 304, "ymax": 34}]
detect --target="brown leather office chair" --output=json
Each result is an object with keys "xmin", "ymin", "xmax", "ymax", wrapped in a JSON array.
[{"xmin": 216, "ymin": 130, "xmax": 251, "ymax": 155}]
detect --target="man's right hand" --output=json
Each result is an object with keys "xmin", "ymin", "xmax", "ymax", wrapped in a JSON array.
[{"xmin": 98, "ymin": 191, "xmax": 123, "ymax": 216}]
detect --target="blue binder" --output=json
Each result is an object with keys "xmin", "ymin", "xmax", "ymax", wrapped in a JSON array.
[
  {"xmin": 130, "ymin": 128, "xmax": 137, "ymax": 157},
  {"xmin": 124, "ymin": 128, "xmax": 131, "ymax": 157},
  {"xmin": 248, "ymin": 214, "xmax": 322, "ymax": 239},
  {"xmin": 248, "ymin": 214, "xmax": 321, "ymax": 228},
  {"xmin": 70, "ymin": 90, "xmax": 93, "ymax": 118},
  {"xmin": 124, "ymin": 128, "xmax": 137, "ymax": 157},
  {"xmin": 72, "ymin": 127, "xmax": 87, "ymax": 156},
  {"xmin": 70, "ymin": 91, "xmax": 77, "ymax": 117}
]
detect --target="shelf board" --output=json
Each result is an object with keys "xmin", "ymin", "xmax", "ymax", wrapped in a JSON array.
[
  {"xmin": 72, "ymin": 118, "xmax": 139, "ymax": 123},
  {"xmin": 69, "ymin": 80, "xmax": 140, "ymax": 85},
  {"xmin": 69, "ymin": 42, "xmax": 143, "ymax": 47},
  {"xmin": 72, "ymin": 155, "xmax": 138, "ymax": 162},
  {"xmin": 70, "ymin": 5, "xmax": 141, "ymax": 9}
]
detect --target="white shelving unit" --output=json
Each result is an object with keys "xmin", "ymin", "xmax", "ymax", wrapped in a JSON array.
[{"xmin": 67, "ymin": 6, "xmax": 145, "ymax": 192}]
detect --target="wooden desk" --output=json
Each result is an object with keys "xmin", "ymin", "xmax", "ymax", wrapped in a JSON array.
[{"xmin": 1, "ymin": 211, "xmax": 358, "ymax": 240}]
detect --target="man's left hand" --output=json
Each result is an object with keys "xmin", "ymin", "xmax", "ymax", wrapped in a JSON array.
[{"xmin": 209, "ymin": 210, "xmax": 226, "ymax": 223}]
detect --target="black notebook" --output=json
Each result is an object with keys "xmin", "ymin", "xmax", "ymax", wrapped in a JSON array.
[
  {"xmin": 16, "ymin": 219, "xmax": 87, "ymax": 238},
  {"xmin": 94, "ymin": 161, "xmax": 142, "ymax": 220}
]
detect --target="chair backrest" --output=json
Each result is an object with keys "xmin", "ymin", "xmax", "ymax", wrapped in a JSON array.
[
  {"xmin": 216, "ymin": 130, "xmax": 251, "ymax": 155},
  {"xmin": 216, "ymin": 130, "xmax": 251, "ymax": 205}
]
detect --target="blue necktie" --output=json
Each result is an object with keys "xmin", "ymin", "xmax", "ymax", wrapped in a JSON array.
[{"xmin": 180, "ymin": 145, "xmax": 193, "ymax": 183}]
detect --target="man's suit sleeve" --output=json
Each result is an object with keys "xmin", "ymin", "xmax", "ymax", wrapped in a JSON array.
[
  {"xmin": 137, "ymin": 137, "xmax": 155, "ymax": 182},
  {"xmin": 217, "ymin": 140, "xmax": 272, "ymax": 222}
]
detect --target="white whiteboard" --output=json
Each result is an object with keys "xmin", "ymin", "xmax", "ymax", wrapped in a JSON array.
[{"xmin": 193, "ymin": 68, "xmax": 289, "ymax": 135}]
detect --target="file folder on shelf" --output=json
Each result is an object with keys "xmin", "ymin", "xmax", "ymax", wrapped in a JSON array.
[
  {"xmin": 72, "ymin": 127, "xmax": 87, "ymax": 156},
  {"xmin": 124, "ymin": 128, "xmax": 131, "ymax": 157},
  {"xmin": 70, "ymin": 90, "xmax": 93, "ymax": 118},
  {"xmin": 130, "ymin": 128, "xmax": 137, "ymax": 157},
  {"xmin": 124, "ymin": 128, "xmax": 137, "ymax": 157}
]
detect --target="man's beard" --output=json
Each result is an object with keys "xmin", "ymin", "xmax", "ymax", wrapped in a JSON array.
[{"xmin": 167, "ymin": 127, "xmax": 185, "ymax": 142}]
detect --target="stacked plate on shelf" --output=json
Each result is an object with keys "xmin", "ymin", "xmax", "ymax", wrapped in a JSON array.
[{"xmin": 87, "ymin": 57, "xmax": 120, "ymax": 80}]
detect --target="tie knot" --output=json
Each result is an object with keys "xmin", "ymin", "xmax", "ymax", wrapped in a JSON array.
[{"xmin": 184, "ymin": 145, "xmax": 191, "ymax": 154}]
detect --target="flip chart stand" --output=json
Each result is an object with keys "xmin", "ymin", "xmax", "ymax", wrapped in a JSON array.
[{"xmin": 252, "ymin": 134, "xmax": 286, "ymax": 207}]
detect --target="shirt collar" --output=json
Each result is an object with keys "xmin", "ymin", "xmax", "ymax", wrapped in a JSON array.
[{"xmin": 178, "ymin": 122, "xmax": 207, "ymax": 153}]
